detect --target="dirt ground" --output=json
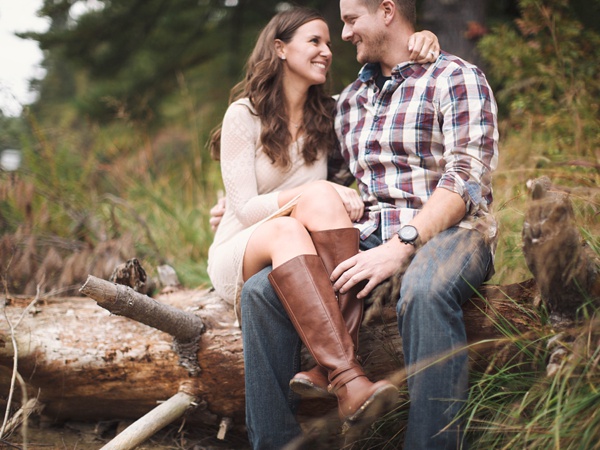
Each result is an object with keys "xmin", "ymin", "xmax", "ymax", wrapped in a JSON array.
[{"xmin": 1, "ymin": 416, "xmax": 252, "ymax": 450}]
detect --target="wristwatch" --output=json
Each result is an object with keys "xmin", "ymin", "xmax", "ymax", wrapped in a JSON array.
[{"xmin": 398, "ymin": 225, "xmax": 419, "ymax": 247}]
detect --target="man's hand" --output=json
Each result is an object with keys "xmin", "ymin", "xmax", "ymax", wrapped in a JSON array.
[
  {"xmin": 408, "ymin": 30, "xmax": 440, "ymax": 63},
  {"xmin": 329, "ymin": 182, "xmax": 364, "ymax": 222},
  {"xmin": 331, "ymin": 237, "xmax": 414, "ymax": 299},
  {"xmin": 209, "ymin": 196, "xmax": 226, "ymax": 232}
]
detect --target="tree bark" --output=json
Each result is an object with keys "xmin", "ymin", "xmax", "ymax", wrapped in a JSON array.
[
  {"xmin": 0, "ymin": 288, "xmax": 243, "ymax": 428},
  {"xmin": 420, "ymin": 0, "xmax": 489, "ymax": 67},
  {"xmin": 0, "ymin": 279, "xmax": 537, "ymax": 432},
  {"xmin": 80, "ymin": 275, "xmax": 205, "ymax": 375}
]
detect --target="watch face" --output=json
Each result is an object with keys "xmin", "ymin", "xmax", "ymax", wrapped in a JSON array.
[{"xmin": 400, "ymin": 226, "xmax": 418, "ymax": 242}]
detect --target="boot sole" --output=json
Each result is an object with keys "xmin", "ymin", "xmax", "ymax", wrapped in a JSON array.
[
  {"xmin": 341, "ymin": 384, "xmax": 399, "ymax": 433},
  {"xmin": 290, "ymin": 378, "xmax": 335, "ymax": 399}
]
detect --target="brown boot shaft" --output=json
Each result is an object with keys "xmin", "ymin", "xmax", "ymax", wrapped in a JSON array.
[
  {"xmin": 310, "ymin": 228, "xmax": 363, "ymax": 347},
  {"xmin": 268, "ymin": 255, "xmax": 363, "ymax": 387}
]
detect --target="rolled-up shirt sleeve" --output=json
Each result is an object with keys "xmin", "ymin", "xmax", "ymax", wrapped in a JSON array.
[{"xmin": 436, "ymin": 66, "xmax": 499, "ymax": 215}]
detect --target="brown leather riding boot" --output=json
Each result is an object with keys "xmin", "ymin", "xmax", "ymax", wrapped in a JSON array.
[
  {"xmin": 290, "ymin": 228, "xmax": 364, "ymax": 398},
  {"xmin": 269, "ymin": 255, "xmax": 397, "ymax": 425}
]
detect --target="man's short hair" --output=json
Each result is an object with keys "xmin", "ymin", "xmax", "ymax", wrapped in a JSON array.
[{"xmin": 362, "ymin": 0, "xmax": 416, "ymax": 27}]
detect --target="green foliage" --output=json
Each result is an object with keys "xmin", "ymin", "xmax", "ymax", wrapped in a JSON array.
[
  {"xmin": 0, "ymin": 113, "xmax": 27, "ymax": 150},
  {"xmin": 479, "ymin": 0, "xmax": 600, "ymax": 159},
  {"xmin": 478, "ymin": 0, "xmax": 600, "ymax": 286},
  {"xmin": 24, "ymin": 0, "xmax": 337, "ymax": 125}
]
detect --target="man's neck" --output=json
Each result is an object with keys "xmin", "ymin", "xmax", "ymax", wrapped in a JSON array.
[
  {"xmin": 375, "ymin": 68, "xmax": 391, "ymax": 90},
  {"xmin": 379, "ymin": 24, "xmax": 415, "ymax": 76}
]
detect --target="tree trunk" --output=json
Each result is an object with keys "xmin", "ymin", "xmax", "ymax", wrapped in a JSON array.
[
  {"xmin": 420, "ymin": 0, "xmax": 489, "ymax": 67},
  {"xmin": 0, "ymin": 278, "xmax": 537, "ymax": 432}
]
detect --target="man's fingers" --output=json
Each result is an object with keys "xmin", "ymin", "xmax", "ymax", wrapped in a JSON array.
[
  {"xmin": 331, "ymin": 257, "xmax": 357, "ymax": 290},
  {"xmin": 357, "ymin": 278, "xmax": 378, "ymax": 299}
]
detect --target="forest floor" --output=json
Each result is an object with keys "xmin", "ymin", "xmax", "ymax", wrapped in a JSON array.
[{"xmin": 1, "ymin": 416, "xmax": 252, "ymax": 449}]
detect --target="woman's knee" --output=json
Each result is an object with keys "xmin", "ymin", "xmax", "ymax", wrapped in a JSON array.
[
  {"xmin": 296, "ymin": 181, "xmax": 345, "ymax": 219},
  {"xmin": 258, "ymin": 216, "xmax": 309, "ymax": 241}
]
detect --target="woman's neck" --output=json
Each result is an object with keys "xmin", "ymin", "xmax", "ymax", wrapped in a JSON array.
[{"xmin": 282, "ymin": 79, "xmax": 308, "ymax": 124}]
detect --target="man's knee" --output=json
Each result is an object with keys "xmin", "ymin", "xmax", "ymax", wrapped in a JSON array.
[
  {"xmin": 241, "ymin": 266, "xmax": 277, "ymax": 314},
  {"xmin": 395, "ymin": 266, "xmax": 465, "ymax": 335},
  {"xmin": 395, "ymin": 273, "xmax": 444, "ymax": 319}
]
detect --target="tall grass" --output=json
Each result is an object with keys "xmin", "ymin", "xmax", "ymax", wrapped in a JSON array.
[{"xmin": 464, "ymin": 310, "xmax": 600, "ymax": 449}]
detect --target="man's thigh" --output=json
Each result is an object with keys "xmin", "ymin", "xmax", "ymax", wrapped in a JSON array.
[{"xmin": 402, "ymin": 227, "xmax": 492, "ymax": 307}]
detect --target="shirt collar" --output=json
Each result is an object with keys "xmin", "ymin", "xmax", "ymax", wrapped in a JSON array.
[{"xmin": 357, "ymin": 61, "xmax": 428, "ymax": 83}]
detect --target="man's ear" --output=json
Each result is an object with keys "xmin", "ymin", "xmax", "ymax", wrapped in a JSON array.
[
  {"xmin": 274, "ymin": 39, "xmax": 285, "ymax": 59},
  {"xmin": 380, "ymin": 0, "xmax": 396, "ymax": 25}
]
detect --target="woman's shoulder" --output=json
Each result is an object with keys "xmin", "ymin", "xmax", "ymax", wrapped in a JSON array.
[
  {"xmin": 224, "ymin": 98, "xmax": 259, "ymax": 126},
  {"xmin": 226, "ymin": 98, "xmax": 256, "ymax": 115}
]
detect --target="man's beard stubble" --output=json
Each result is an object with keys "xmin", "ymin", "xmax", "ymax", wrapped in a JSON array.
[{"xmin": 357, "ymin": 28, "xmax": 387, "ymax": 65}]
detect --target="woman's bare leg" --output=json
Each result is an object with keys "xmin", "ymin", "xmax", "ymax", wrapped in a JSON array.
[
  {"xmin": 291, "ymin": 180, "xmax": 353, "ymax": 231},
  {"xmin": 243, "ymin": 181, "xmax": 354, "ymax": 281},
  {"xmin": 243, "ymin": 216, "xmax": 315, "ymax": 281}
]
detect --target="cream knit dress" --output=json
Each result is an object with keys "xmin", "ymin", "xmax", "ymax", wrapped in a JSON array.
[{"xmin": 207, "ymin": 98, "xmax": 328, "ymax": 320}]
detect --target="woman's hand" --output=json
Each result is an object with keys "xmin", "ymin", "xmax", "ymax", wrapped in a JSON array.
[
  {"xmin": 408, "ymin": 30, "xmax": 440, "ymax": 63},
  {"xmin": 329, "ymin": 182, "xmax": 364, "ymax": 222}
]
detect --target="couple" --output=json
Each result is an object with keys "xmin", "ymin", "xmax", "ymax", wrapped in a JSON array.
[{"xmin": 208, "ymin": 0, "xmax": 498, "ymax": 448}]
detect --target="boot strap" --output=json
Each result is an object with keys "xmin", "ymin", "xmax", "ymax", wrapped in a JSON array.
[{"xmin": 328, "ymin": 365, "xmax": 364, "ymax": 391}]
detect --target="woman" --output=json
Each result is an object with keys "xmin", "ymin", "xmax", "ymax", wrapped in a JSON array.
[{"xmin": 208, "ymin": 7, "xmax": 439, "ymax": 427}]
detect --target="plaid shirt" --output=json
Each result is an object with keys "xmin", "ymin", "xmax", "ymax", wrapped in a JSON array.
[{"xmin": 333, "ymin": 52, "xmax": 499, "ymax": 244}]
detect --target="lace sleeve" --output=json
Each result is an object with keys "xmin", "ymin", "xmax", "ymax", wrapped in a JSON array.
[{"xmin": 220, "ymin": 101, "xmax": 280, "ymax": 227}]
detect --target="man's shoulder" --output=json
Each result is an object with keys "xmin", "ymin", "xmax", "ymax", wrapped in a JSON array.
[
  {"xmin": 432, "ymin": 52, "xmax": 487, "ymax": 79},
  {"xmin": 337, "ymin": 63, "xmax": 377, "ymax": 99}
]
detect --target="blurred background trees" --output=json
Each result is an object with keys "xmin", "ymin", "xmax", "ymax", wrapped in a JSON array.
[{"xmin": 1, "ymin": 0, "xmax": 599, "ymax": 289}]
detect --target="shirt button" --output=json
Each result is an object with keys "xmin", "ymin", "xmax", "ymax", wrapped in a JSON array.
[{"xmin": 373, "ymin": 116, "xmax": 379, "ymax": 122}]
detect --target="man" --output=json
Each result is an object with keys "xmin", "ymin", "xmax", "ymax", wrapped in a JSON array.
[{"xmin": 239, "ymin": 0, "xmax": 498, "ymax": 448}]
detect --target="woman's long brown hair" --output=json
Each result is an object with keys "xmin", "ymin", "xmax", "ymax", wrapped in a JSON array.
[{"xmin": 208, "ymin": 7, "xmax": 337, "ymax": 169}]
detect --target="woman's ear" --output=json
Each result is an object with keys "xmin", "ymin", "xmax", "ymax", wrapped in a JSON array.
[{"xmin": 274, "ymin": 39, "xmax": 286, "ymax": 60}]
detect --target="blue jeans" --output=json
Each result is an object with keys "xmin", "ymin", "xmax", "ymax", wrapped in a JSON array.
[
  {"xmin": 241, "ymin": 226, "xmax": 492, "ymax": 450},
  {"xmin": 241, "ymin": 267, "xmax": 303, "ymax": 449}
]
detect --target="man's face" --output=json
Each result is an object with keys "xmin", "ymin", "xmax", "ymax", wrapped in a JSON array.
[{"xmin": 340, "ymin": 0, "xmax": 386, "ymax": 64}]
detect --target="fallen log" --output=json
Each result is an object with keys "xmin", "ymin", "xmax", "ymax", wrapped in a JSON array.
[
  {"xmin": 0, "ymin": 287, "xmax": 244, "ymax": 428},
  {"xmin": 0, "ymin": 277, "xmax": 538, "ymax": 435}
]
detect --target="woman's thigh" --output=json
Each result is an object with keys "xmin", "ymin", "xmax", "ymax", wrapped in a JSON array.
[{"xmin": 243, "ymin": 216, "xmax": 315, "ymax": 281}]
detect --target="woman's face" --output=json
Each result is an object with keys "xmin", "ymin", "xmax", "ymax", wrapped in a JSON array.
[{"xmin": 278, "ymin": 19, "xmax": 332, "ymax": 88}]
